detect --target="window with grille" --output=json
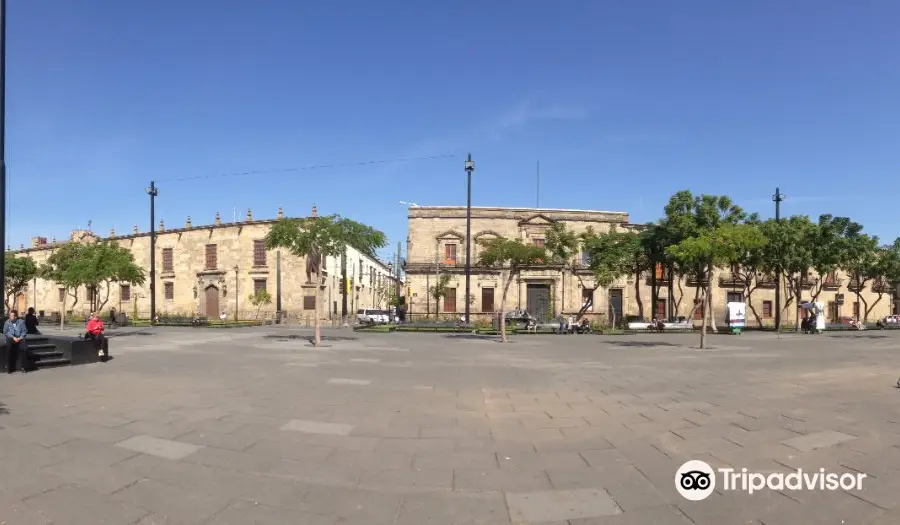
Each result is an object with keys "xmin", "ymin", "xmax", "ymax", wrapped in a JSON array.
[
  {"xmin": 253, "ymin": 279, "xmax": 267, "ymax": 294},
  {"xmin": 853, "ymin": 301, "xmax": 860, "ymax": 318},
  {"xmin": 58, "ymin": 288, "xmax": 65, "ymax": 302},
  {"xmin": 205, "ymin": 244, "xmax": 217, "ymax": 270},
  {"xmin": 443, "ymin": 288, "xmax": 456, "ymax": 313},
  {"xmin": 763, "ymin": 300, "xmax": 773, "ymax": 318},
  {"xmin": 120, "ymin": 284, "xmax": 131, "ymax": 301},
  {"xmin": 694, "ymin": 299, "xmax": 705, "ymax": 320},
  {"xmin": 162, "ymin": 248, "xmax": 173, "ymax": 272},
  {"xmin": 303, "ymin": 295, "xmax": 316, "ymax": 310},
  {"xmin": 253, "ymin": 240, "xmax": 266, "ymax": 266},
  {"xmin": 444, "ymin": 244, "xmax": 457, "ymax": 265},
  {"xmin": 164, "ymin": 282, "xmax": 174, "ymax": 300}
]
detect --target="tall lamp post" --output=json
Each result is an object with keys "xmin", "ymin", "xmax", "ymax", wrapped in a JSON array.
[
  {"xmin": 147, "ymin": 181, "xmax": 158, "ymax": 323},
  {"xmin": 773, "ymin": 188, "xmax": 785, "ymax": 332},
  {"xmin": 0, "ymin": 0, "xmax": 8, "ymax": 306},
  {"xmin": 464, "ymin": 153, "xmax": 474, "ymax": 326}
]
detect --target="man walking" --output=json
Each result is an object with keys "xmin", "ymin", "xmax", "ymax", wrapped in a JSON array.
[{"xmin": 4, "ymin": 310, "xmax": 28, "ymax": 373}]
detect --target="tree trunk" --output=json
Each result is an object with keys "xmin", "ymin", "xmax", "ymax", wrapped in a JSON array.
[
  {"xmin": 856, "ymin": 287, "xmax": 865, "ymax": 322},
  {"xmin": 499, "ymin": 271, "xmax": 515, "ymax": 343},
  {"xmin": 313, "ymin": 272, "xmax": 322, "ymax": 346},
  {"xmin": 686, "ymin": 285, "xmax": 701, "ymax": 321},
  {"xmin": 634, "ymin": 269, "xmax": 643, "ymax": 319},
  {"xmin": 865, "ymin": 293, "xmax": 883, "ymax": 321},
  {"xmin": 795, "ymin": 281, "xmax": 803, "ymax": 332},
  {"xmin": 608, "ymin": 289, "xmax": 616, "ymax": 329},
  {"xmin": 667, "ymin": 265, "xmax": 675, "ymax": 320},
  {"xmin": 700, "ymin": 287, "xmax": 708, "ymax": 349}
]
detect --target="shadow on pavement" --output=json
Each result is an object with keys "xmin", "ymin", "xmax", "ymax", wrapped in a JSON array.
[
  {"xmin": 264, "ymin": 334, "xmax": 358, "ymax": 342},
  {"xmin": 443, "ymin": 334, "xmax": 496, "ymax": 340}
]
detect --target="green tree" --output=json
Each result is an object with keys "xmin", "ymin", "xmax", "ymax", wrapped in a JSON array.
[
  {"xmin": 265, "ymin": 215, "xmax": 387, "ymax": 346},
  {"xmin": 248, "ymin": 289, "xmax": 273, "ymax": 319},
  {"xmin": 41, "ymin": 243, "xmax": 89, "ymax": 327},
  {"xmin": 546, "ymin": 223, "xmax": 591, "ymax": 318},
  {"xmin": 581, "ymin": 227, "xmax": 638, "ymax": 328},
  {"xmin": 864, "ymin": 241, "xmax": 900, "ymax": 321},
  {"xmin": 808, "ymin": 215, "xmax": 862, "ymax": 300},
  {"xmin": 668, "ymin": 223, "xmax": 765, "ymax": 348},
  {"xmin": 428, "ymin": 273, "xmax": 452, "ymax": 317},
  {"xmin": 5, "ymin": 254, "xmax": 38, "ymax": 311},
  {"xmin": 477, "ymin": 238, "xmax": 546, "ymax": 342},
  {"xmin": 76, "ymin": 242, "xmax": 147, "ymax": 313},
  {"xmin": 844, "ymin": 230, "xmax": 880, "ymax": 322},
  {"xmin": 725, "ymin": 218, "xmax": 769, "ymax": 328}
]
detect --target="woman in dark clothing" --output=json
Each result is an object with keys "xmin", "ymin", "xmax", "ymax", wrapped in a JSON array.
[{"xmin": 24, "ymin": 307, "xmax": 40, "ymax": 335}]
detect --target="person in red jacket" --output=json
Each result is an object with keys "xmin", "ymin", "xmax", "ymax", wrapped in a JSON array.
[{"xmin": 86, "ymin": 312, "xmax": 107, "ymax": 359}]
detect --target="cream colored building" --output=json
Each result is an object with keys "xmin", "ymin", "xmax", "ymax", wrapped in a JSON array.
[
  {"xmin": 11, "ymin": 207, "xmax": 399, "ymax": 322},
  {"xmin": 404, "ymin": 205, "xmax": 894, "ymax": 326}
]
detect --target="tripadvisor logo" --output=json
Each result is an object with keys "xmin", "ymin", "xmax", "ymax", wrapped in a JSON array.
[{"xmin": 675, "ymin": 460, "xmax": 867, "ymax": 501}]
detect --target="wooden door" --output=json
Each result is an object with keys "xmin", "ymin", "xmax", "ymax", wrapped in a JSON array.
[{"xmin": 205, "ymin": 286, "xmax": 219, "ymax": 318}]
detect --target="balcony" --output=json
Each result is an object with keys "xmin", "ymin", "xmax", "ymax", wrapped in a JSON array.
[
  {"xmin": 645, "ymin": 274, "xmax": 672, "ymax": 285},
  {"xmin": 756, "ymin": 273, "xmax": 777, "ymax": 288},
  {"xmin": 718, "ymin": 272, "xmax": 742, "ymax": 287},
  {"xmin": 822, "ymin": 276, "xmax": 842, "ymax": 290},
  {"xmin": 686, "ymin": 275, "xmax": 709, "ymax": 287},
  {"xmin": 872, "ymin": 279, "xmax": 892, "ymax": 293}
]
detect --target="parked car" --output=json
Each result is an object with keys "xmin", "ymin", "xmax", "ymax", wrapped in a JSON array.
[{"xmin": 356, "ymin": 309, "xmax": 389, "ymax": 324}]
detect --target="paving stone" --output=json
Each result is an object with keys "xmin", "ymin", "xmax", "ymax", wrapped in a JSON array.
[
  {"xmin": 567, "ymin": 504, "xmax": 693, "ymax": 525},
  {"xmin": 207, "ymin": 499, "xmax": 334, "ymax": 525},
  {"xmin": 111, "ymin": 478, "xmax": 232, "ymax": 524},
  {"xmin": 396, "ymin": 491, "xmax": 510, "ymax": 525},
  {"xmin": 413, "ymin": 451, "xmax": 498, "ymax": 470},
  {"xmin": 182, "ymin": 445, "xmax": 282, "ymax": 473},
  {"xmin": 453, "ymin": 468, "xmax": 553, "ymax": 492},
  {"xmin": 40, "ymin": 458, "xmax": 145, "ymax": 494},
  {"xmin": 349, "ymin": 358, "xmax": 381, "ymax": 363},
  {"xmin": 281, "ymin": 419, "xmax": 355, "ymax": 435},
  {"xmin": 506, "ymin": 488, "xmax": 622, "ymax": 522},
  {"xmin": 174, "ymin": 427, "xmax": 261, "ymax": 452},
  {"xmin": 327, "ymin": 378, "xmax": 372, "ymax": 385},
  {"xmin": 24, "ymin": 485, "xmax": 148, "ymax": 525},
  {"xmin": 115, "ymin": 435, "xmax": 203, "ymax": 460},
  {"xmin": 782, "ymin": 430, "xmax": 858, "ymax": 452},
  {"xmin": 359, "ymin": 468, "xmax": 453, "ymax": 492}
]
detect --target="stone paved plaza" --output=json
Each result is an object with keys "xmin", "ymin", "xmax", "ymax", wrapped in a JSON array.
[{"xmin": 2, "ymin": 327, "xmax": 900, "ymax": 524}]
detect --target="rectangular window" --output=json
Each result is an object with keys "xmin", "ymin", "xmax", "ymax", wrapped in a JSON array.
[
  {"xmin": 253, "ymin": 279, "xmax": 267, "ymax": 294},
  {"xmin": 120, "ymin": 284, "xmax": 131, "ymax": 301},
  {"xmin": 253, "ymin": 240, "xmax": 266, "ymax": 266},
  {"xmin": 443, "ymin": 288, "xmax": 456, "ymax": 313},
  {"xmin": 853, "ymin": 301, "xmax": 860, "ymax": 318},
  {"xmin": 444, "ymin": 244, "xmax": 457, "ymax": 265},
  {"xmin": 828, "ymin": 301, "xmax": 838, "ymax": 323},
  {"xmin": 87, "ymin": 287, "xmax": 95, "ymax": 303},
  {"xmin": 533, "ymin": 238, "xmax": 545, "ymax": 248},
  {"xmin": 825, "ymin": 270, "xmax": 837, "ymax": 285},
  {"xmin": 694, "ymin": 299, "xmax": 705, "ymax": 320},
  {"xmin": 656, "ymin": 298, "xmax": 666, "ymax": 319},
  {"xmin": 582, "ymin": 288, "xmax": 594, "ymax": 311},
  {"xmin": 205, "ymin": 244, "xmax": 217, "ymax": 270},
  {"xmin": 655, "ymin": 263, "xmax": 664, "ymax": 280},
  {"xmin": 581, "ymin": 251, "xmax": 590, "ymax": 266},
  {"xmin": 164, "ymin": 282, "xmax": 174, "ymax": 300},
  {"xmin": 763, "ymin": 300, "xmax": 773, "ymax": 318},
  {"xmin": 303, "ymin": 295, "xmax": 316, "ymax": 310},
  {"xmin": 162, "ymin": 248, "xmax": 173, "ymax": 272},
  {"xmin": 727, "ymin": 292, "xmax": 743, "ymax": 303},
  {"xmin": 58, "ymin": 288, "xmax": 65, "ymax": 303},
  {"xmin": 481, "ymin": 287, "xmax": 495, "ymax": 313}
]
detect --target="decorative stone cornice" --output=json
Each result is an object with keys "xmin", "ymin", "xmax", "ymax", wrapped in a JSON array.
[{"xmin": 408, "ymin": 206, "xmax": 628, "ymax": 224}]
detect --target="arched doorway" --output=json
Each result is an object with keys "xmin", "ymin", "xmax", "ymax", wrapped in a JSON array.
[
  {"xmin": 16, "ymin": 293, "xmax": 26, "ymax": 314},
  {"xmin": 204, "ymin": 286, "xmax": 219, "ymax": 318}
]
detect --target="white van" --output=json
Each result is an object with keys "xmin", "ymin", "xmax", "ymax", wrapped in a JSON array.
[{"xmin": 356, "ymin": 309, "xmax": 388, "ymax": 324}]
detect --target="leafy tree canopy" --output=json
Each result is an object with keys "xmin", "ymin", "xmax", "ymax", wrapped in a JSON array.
[{"xmin": 5, "ymin": 254, "xmax": 38, "ymax": 310}]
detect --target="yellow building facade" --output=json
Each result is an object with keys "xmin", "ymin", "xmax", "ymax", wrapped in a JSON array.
[
  {"xmin": 404, "ymin": 206, "xmax": 894, "ymax": 326},
  {"xmin": 11, "ymin": 208, "xmax": 399, "ymax": 322}
]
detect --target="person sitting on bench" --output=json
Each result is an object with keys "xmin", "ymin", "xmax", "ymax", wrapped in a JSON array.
[
  {"xmin": 85, "ymin": 312, "xmax": 107, "ymax": 358},
  {"xmin": 4, "ymin": 310, "xmax": 29, "ymax": 373},
  {"xmin": 24, "ymin": 307, "xmax": 40, "ymax": 335}
]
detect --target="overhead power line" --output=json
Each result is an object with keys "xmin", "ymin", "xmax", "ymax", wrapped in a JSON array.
[{"xmin": 157, "ymin": 153, "xmax": 460, "ymax": 183}]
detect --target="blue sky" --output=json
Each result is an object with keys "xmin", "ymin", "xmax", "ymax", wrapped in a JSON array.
[{"xmin": 7, "ymin": 1, "xmax": 899, "ymax": 260}]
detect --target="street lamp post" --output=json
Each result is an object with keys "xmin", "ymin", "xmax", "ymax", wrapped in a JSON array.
[
  {"xmin": 146, "ymin": 181, "xmax": 158, "ymax": 323},
  {"xmin": 464, "ymin": 153, "xmax": 474, "ymax": 326},
  {"xmin": 773, "ymin": 187, "xmax": 785, "ymax": 332},
  {"xmin": 234, "ymin": 265, "xmax": 239, "ymax": 321},
  {"xmin": 0, "ymin": 0, "xmax": 8, "ymax": 309}
]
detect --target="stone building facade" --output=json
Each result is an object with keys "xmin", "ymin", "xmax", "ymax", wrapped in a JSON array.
[
  {"xmin": 11, "ymin": 207, "xmax": 399, "ymax": 321},
  {"xmin": 404, "ymin": 205, "xmax": 894, "ymax": 326}
]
